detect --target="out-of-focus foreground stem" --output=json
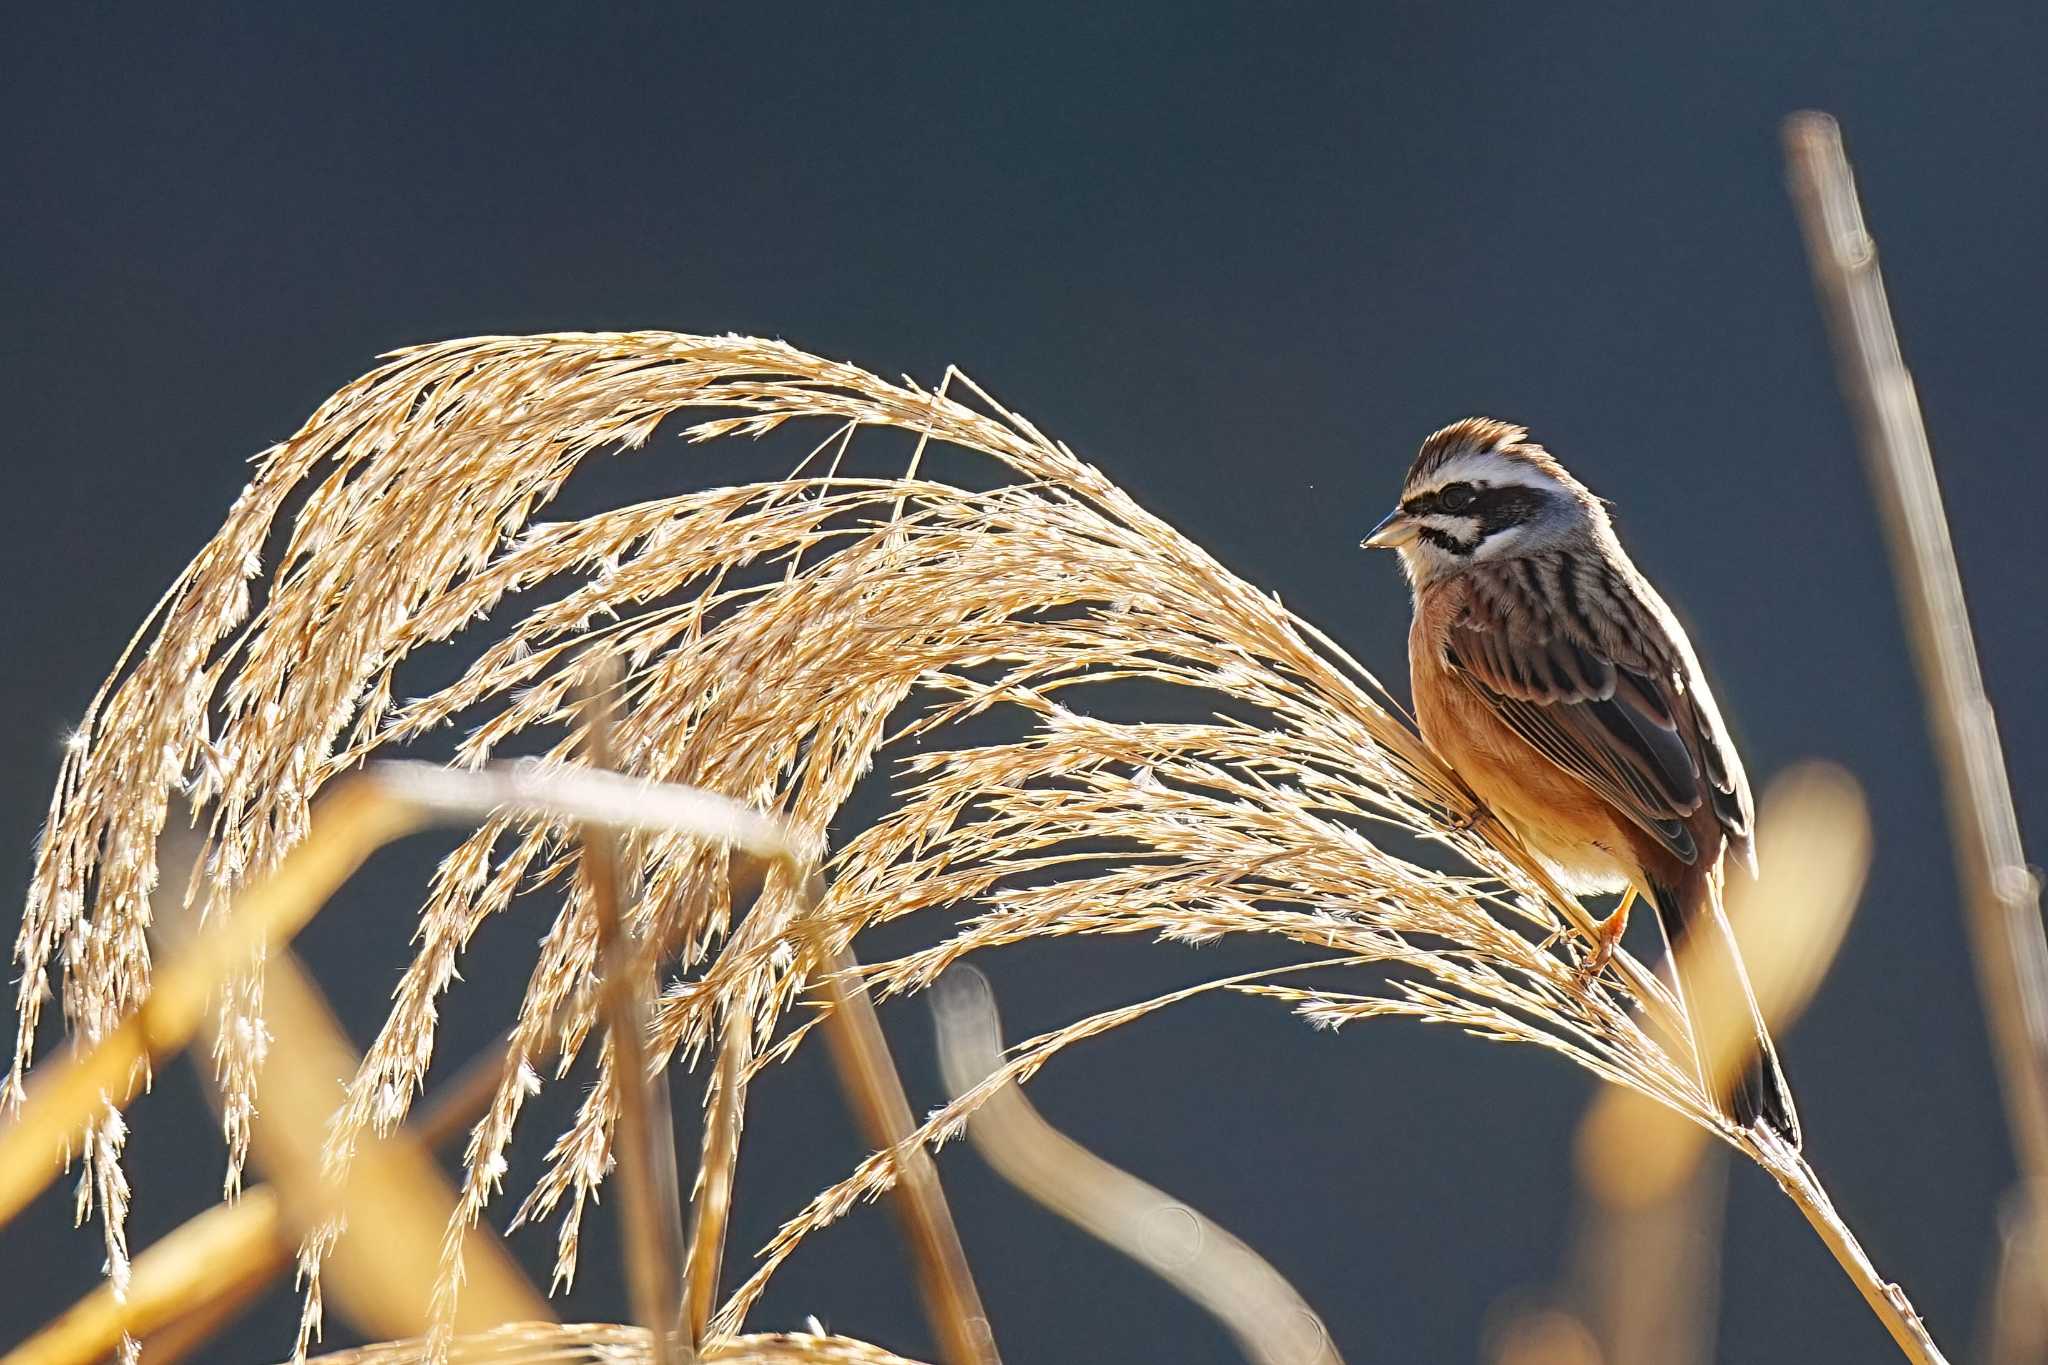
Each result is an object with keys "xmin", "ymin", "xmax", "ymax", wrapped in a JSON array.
[
  {"xmin": 0, "ymin": 777, "xmax": 420, "ymax": 1229},
  {"xmin": 576, "ymin": 669, "xmax": 691, "ymax": 1365},
  {"xmin": 4, "ymin": 1025, "xmax": 544, "ymax": 1365},
  {"xmin": 932, "ymin": 966, "xmax": 1339, "ymax": 1365},
  {"xmin": 805, "ymin": 896, "xmax": 999, "ymax": 1365}
]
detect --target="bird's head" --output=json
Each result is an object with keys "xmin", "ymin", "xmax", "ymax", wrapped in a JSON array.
[{"xmin": 1362, "ymin": 417, "xmax": 1605, "ymax": 587}]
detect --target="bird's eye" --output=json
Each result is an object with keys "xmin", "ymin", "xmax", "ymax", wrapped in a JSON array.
[{"xmin": 1438, "ymin": 482, "xmax": 1476, "ymax": 512}]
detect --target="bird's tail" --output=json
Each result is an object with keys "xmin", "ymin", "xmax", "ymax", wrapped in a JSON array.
[{"xmin": 1648, "ymin": 871, "xmax": 1801, "ymax": 1148}]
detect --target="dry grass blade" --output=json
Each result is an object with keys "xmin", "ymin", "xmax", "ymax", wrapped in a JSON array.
[
  {"xmin": 303, "ymin": 1325, "xmax": 927, "ymax": 1365},
  {"xmin": 1786, "ymin": 110, "xmax": 2048, "ymax": 1320},
  {"xmin": 931, "ymin": 965, "xmax": 1338, "ymax": 1365},
  {"xmin": 0, "ymin": 776, "xmax": 419, "ymax": 1233},
  {"xmin": 574, "ymin": 665, "xmax": 690, "ymax": 1365},
  {"xmin": 194, "ymin": 945, "xmax": 552, "ymax": 1344},
  {"xmin": 803, "ymin": 878, "xmax": 997, "ymax": 1365},
  {"xmin": 7, "ymin": 1025, "xmax": 538, "ymax": 1365},
  {"xmin": 2, "ymin": 1190, "xmax": 287, "ymax": 1365},
  {"xmin": 4, "ymin": 330, "xmax": 1941, "ymax": 1357}
]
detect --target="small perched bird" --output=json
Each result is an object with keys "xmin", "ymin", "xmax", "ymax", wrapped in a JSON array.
[{"xmin": 1363, "ymin": 417, "xmax": 1798, "ymax": 1144}]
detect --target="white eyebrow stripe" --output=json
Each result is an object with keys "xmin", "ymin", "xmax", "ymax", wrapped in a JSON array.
[{"xmin": 1411, "ymin": 449, "xmax": 1561, "ymax": 496}]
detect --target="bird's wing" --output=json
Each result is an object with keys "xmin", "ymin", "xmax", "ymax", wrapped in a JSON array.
[{"xmin": 1443, "ymin": 555, "xmax": 1751, "ymax": 866}]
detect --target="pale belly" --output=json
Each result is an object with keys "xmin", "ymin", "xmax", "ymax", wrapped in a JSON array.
[{"xmin": 1464, "ymin": 765, "xmax": 1638, "ymax": 897}]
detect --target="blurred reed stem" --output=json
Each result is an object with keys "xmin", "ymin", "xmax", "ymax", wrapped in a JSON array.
[
  {"xmin": 931, "ymin": 966, "xmax": 1339, "ymax": 1365},
  {"xmin": 805, "ymin": 891, "xmax": 999, "ymax": 1365},
  {"xmin": 576, "ymin": 666, "xmax": 692, "ymax": 1365},
  {"xmin": 1785, "ymin": 111, "xmax": 2048, "ymax": 1329}
]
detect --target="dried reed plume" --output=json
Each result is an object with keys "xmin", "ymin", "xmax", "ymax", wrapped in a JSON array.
[
  {"xmin": 303, "ymin": 1325, "xmax": 926, "ymax": 1365},
  {"xmin": 4, "ymin": 331, "xmax": 1942, "ymax": 1358}
]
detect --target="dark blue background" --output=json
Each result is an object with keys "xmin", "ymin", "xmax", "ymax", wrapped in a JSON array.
[{"xmin": 4, "ymin": 5, "xmax": 2043, "ymax": 1361}]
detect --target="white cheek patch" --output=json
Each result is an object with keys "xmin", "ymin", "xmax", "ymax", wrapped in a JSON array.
[
  {"xmin": 1472, "ymin": 524, "xmax": 1527, "ymax": 560},
  {"xmin": 1399, "ymin": 538, "xmax": 1467, "ymax": 585},
  {"xmin": 1418, "ymin": 513, "xmax": 1481, "ymax": 544}
]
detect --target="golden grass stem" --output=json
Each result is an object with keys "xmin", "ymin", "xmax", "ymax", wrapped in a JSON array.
[
  {"xmin": 682, "ymin": 1002, "xmax": 751, "ymax": 1346},
  {"xmin": 577, "ymin": 668, "xmax": 692, "ymax": 1365},
  {"xmin": 1786, "ymin": 108, "xmax": 2048, "ymax": 1336},
  {"xmin": 1, "ymin": 1190, "xmax": 286, "ymax": 1365},
  {"xmin": 803, "ymin": 876, "xmax": 998, "ymax": 1365},
  {"xmin": 6, "ymin": 1020, "xmax": 542, "ymax": 1365},
  {"xmin": 931, "ymin": 966, "xmax": 1338, "ymax": 1365},
  {"xmin": 0, "ymin": 776, "xmax": 421, "ymax": 1228},
  {"xmin": 218, "ymin": 948, "xmax": 553, "ymax": 1342},
  {"xmin": 1752, "ymin": 1137, "xmax": 1949, "ymax": 1364}
]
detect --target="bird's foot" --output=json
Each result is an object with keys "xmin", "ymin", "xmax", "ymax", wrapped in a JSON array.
[
  {"xmin": 1569, "ymin": 930, "xmax": 1620, "ymax": 994},
  {"xmin": 1566, "ymin": 888, "xmax": 1636, "ymax": 994},
  {"xmin": 1446, "ymin": 800, "xmax": 1491, "ymax": 834}
]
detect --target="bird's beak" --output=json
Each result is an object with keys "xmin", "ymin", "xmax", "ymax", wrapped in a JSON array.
[{"xmin": 1361, "ymin": 507, "xmax": 1418, "ymax": 549}]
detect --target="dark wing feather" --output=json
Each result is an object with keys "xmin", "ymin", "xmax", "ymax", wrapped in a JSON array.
[{"xmin": 1446, "ymin": 555, "xmax": 1730, "ymax": 866}]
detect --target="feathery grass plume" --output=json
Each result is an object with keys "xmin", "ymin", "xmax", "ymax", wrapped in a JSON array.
[
  {"xmin": 301, "ymin": 1325, "xmax": 927, "ymax": 1365},
  {"xmin": 7, "ymin": 332, "xmax": 1924, "ymax": 1356}
]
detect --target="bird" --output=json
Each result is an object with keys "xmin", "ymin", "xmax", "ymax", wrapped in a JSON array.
[{"xmin": 1361, "ymin": 416, "xmax": 1798, "ymax": 1145}]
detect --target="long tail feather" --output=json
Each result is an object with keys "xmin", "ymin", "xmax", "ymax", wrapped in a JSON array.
[{"xmin": 1649, "ymin": 873, "xmax": 1801, "ymax": 1147}]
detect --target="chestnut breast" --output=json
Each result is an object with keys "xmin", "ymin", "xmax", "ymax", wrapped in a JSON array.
[{"xmin": 1408, "ymin": 577, "xmax": 1642, "ymax": 895}]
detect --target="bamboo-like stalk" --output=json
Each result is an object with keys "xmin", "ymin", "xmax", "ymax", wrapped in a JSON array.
[
  {"xmin": 576, "ymin": 667, "xmax": 692, "ymax": 1365},
  {"xmin": 0, "ymin": 776, "xmax": 421, "ymax": 1227},
  {"xmin": 681, "ymin": 996, "xmax": 752, "ymax": 1346},
  {"xmin": 1785, "ymin": 108, "xmax": 2048, "ymax": 1324},
  {"xmin": 2, "ymin": 1193, "xmax": 287, "ymax": 1365},
  {"xmin": 1750, "ymin": 1137, "xmax": 1948, "ymax": 1363},
  {"xmin": 802, "ymin": 877, "xmax": 999, "ymax": 1365},
  {"xmin": 7, "ymin": 1027, "xmax": 541, "ymax": 1365},
  {"xmin": 931, "ymin": 966, "xmax": 1338, "ymax": 1365}
]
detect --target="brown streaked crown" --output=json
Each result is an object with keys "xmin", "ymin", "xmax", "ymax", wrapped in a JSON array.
[{"xmin": 1405, "ymin": 417, "xmax": 1590, "ymax": 503}]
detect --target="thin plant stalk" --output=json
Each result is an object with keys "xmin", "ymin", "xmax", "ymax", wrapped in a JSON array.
[
  {"xmin": 8, "ymin": 1026, "xmax": 545, "ymax": 1365},
  {"xmin": 1785, "ymin": 109, "xmax": 2048, "ymax": 1314},
  {"xmin": 802, "ymin": 877, "xmax": 999, "ymax": 1365},
  {"xmin": 1748, "ymin": 1138, "xmax": 1947, "ymax": 1363},
  {"xmin": 576, "ymin": 667, "xmax": 692, "ymax": 1365},
  {"xmin": 931, "ymin": 966, "xmax": 1338, "ymax": 1365},
  {"xmin": 682, "ymin": 1003, "xmax": 751, "ymax": 1346},
  {"xmin": 0, "ymin": 776, "xmax": 421, "ymax": 1227}
]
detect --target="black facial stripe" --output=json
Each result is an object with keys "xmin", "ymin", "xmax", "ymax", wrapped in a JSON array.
[
  {"xmin": 1473, "ymin": 485, "xmax": 1549, "ymax": 535},
  {"xmin": 1417, "ymin": 526, "xmax": 1474, "ymax": 555},
  {"xmin": 1406, "ymin": 483, "xmax": 1548, "ymax": 528}
]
